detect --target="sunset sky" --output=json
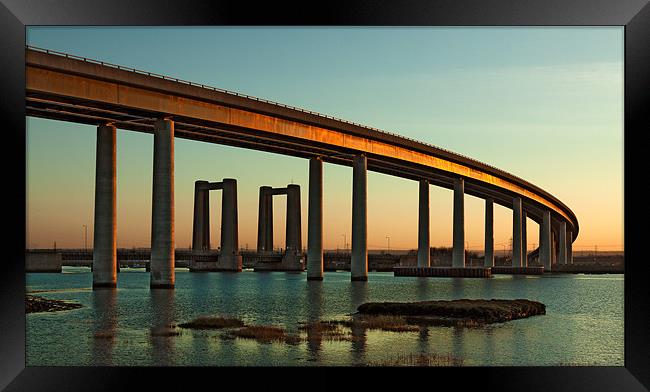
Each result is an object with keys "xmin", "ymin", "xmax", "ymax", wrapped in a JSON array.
[{"xmin": 26, "ymin": 27, "xmax": 623, "ymax": 252}]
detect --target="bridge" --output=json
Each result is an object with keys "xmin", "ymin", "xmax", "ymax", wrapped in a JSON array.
[{"xmin": 26, "ymin": 46, "xmax": 578, "ymax": 288}]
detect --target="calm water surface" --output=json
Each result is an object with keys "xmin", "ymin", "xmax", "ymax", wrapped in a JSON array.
[{"xmin": 26, "ymin": 268, "xmax": 623, "ymax": 366}]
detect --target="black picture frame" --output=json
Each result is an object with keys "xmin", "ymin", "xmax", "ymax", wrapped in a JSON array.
[{"xmin": 1, "ymin": 0, "xmax": 648, "ymax": 390}]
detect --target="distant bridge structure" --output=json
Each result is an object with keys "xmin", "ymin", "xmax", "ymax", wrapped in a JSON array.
[{"xmin": 26, "ymin": 46, "xmax": 577, "ymax": 288}]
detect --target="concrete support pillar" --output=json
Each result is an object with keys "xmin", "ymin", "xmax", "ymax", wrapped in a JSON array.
[
  {"xmin": 192, "ymin": 181, "xmax": 209, "ymax": 251},
  {"xmin": 92, "ymin": 123, "xmax": 117, "ymax": 288},
  {"xmin": 351, "ymin": 155, "xmax": 368, "ymax": 281},
  {"xmin": 539, "ymin": 210, "xmax": 551, "ymax": 271},
  {"xmin": 307, "ymin": 157, "xmax": 324, "ymax": 280},
  {"xmin": 257, "ymin": 186, "xmax": 271, "ymax": 252},
  {"xmin": 452, "ymin": 178, "xmax": 465, "ymax": 268},
  {"xmin": 203, "ymin": 186, "xmax": 210, "ymax": 249},
  {"xmin": 559, "ymin": 221, "xmax": 567, "ymax": 265},
  {"xmin": 286, "ymin": 184, "xmax": 302, "ymax": 252},
  {"xmin": 568, "ymin": 230, "xmax": 574, "ymax": 265},
  {"xmin": 417, "ymin": 179, "xmax": 430, "ymax": 267},
  {"xmin": 484, "ymin": 198, "xmax": 494, "ymax": 267},
  {"xmin": 150, "ymin": 118, "xmax": 175, "ymax": 289},
  {"xmin": 512, "ymin": 197, "xmax": 523, "ymax": 267},
  {"xmin": 219, "ymin": 178, "xmax": 242, "ymax": 271},
  {"xmin": 551, "ymin": 230, "xmax": 558, "ymax": 265},
  {"xmin": 522, "ymin": 211, "xmax": 528, "ymax": 266},
  {"xmin": 220, "ymin": 179, "xmax": 238, "ymax": 256},
  {"xmin": 266, "ymin": 189, "xmax": 274, "ymax": 251}
]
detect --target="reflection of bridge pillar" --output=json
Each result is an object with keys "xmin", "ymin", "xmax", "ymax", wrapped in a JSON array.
[
  {"xmin": 286, "ymin": 184, "xmax": 302, "ymax": 252},
  {"xmin": 351, "ymin": 155, "xmax": 368, "ymax": 281},
  {"xmin": 219, "ymin": 179, "xmax": 242, "ymax": 271},
  {"xmin": 512, "ymin": 197, "xmax": 523, "ymax": 267},
  {"xmin": 418, "ymin": 179, "xmax": 430, "ymax": 267},
  {"xmin": 257, "ymin": 186, "xmax": 271, "ymax": 252},
  {"xmin": 307, "ymin": 157, "xmax": 324, "ymax": 280},
  {"xmin": 192, "ymin": 180, "xmax": 209, "ymax": 251},
  {"xmin": 452, "ymin": 178, "xmax": 465, "ymax": 267},
  {"xmin": 539, "ymin": 210, "xmax": 551, "ymax": 271},
  {"xmin": 93, "ymin": 123, "xmax": 117, "ymax": 288},
  {"xmin": 522, "ymin": 211, "xmax": 528, "ymax": 266},
  {"xmin": 150, "ymin": 118, "xmax": 175, "ymax": 289},
  {"xmin": 484, "ymin": 198, "xmax": 494, "ymax": 267},
  {"xmin": 559, "ymin": 221, "xmax": 567, "ymax": 265}
]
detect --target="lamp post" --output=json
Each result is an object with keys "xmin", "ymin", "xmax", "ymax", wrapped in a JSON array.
[
  {"xmin": 386, "ymin": 235, "xmax": 390, "ymax": 253},
  {"xmin": 82, "ymin": 225, "xmax": 87, "ymax": 250},
  {"xmin": 342, "ymin": 234, "xmax": 346, "ymax": 251}
]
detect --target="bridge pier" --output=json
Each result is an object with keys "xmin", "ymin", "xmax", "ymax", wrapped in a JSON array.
[
  {"xmin": 452, "ymin": 178, "xmax": 465, "ymax": 268},
  {"xmin": 567, "ymin": 229, "xmax": 573, "ymax": 265},
  {"xmin": 512, "ymin": 197, "xmax": 523, "ymax": 267},
  {"xmin": 484, "ymin": 198, "xmax": 494, "ymax": 267},
  {"xmin": 219, "ymin": 179, "xmax": 242, "ymax": 271},
  {"xmin": 351, "ymin": 155, "xmax": 368, "ymax": 281},
  {"xmin": 307, "ymin": 157, "xmax": 324, "ymax": 280},
  {"xmin": 418, "ymin": 179, "xmax": 430, "ymax": 267},
  {"xmin": 150, "ymin": 118, "xmax": 175, "ymax": 289},
  {"xmin": 559, "ymin": 221, "xmax": 567, "ymax": 265},
  {"xmin": 257, "ymin": 186, "xmax": 272, "ymax": 252},
  {"xmin": 539, "ymin": 210, "xmax": 551, "ymax": 271},
  {"xmin": 192, "ymin": 180, "xmax": 210, "ymax": 251},
  {"xmin": 92, "ymin": 123, "xmax": 117, "ymax": 288},
  {"xmin": 286, "ymin": 184, "xmax": 302, "ymax": 252},
  {"xmin": 522, "ymin": 211, "xmax": 528, "ymax": 266}
]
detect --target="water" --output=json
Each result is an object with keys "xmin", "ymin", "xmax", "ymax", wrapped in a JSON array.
[{"xmin": 26, "ymin": 268, "xmax": 624, "ymax": 366}]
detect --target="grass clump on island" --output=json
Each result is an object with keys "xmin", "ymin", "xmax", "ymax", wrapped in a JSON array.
[
  {"xmin": 26, "ymin": 294, "xmax": 83, "ymax": 313},
  {"xmin": 229, "ymin": 325, "xmax": 301, "ymax": 345},
  {"xmin": 177, "ymin": 315, "xmax": 245, "ymax": 329},
  {"xmin": 357, "ymin": 299, "xmax": 546, "ymax": 325}
]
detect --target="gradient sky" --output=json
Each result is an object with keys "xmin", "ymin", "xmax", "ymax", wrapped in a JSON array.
[{"xmin": 26, "ymin": 27, "xmax": 623, "ymax": 252}]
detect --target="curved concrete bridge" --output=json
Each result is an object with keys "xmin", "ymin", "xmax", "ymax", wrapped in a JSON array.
[{"xmin": 26, "ymin": 46, "xmax": 578, "ymax": 288}]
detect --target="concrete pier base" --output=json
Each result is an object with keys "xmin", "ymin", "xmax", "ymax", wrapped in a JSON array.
[
  {"xmin": 217, "ymin": 253, "xmax": 243, "ymax": 271},
  {"xmin": 26, "ymin": 251, "xmax": 62, "ymax": 273},
  {"xmin": 394, "ymin": 266, "xmax": 491, "ymax": 278},
  {"xmin": 351, "ymin": 155, "xmax": 368, "ymax": 281},
  {"xmin": 150, "ymin": 118, "xmax": 175, "ymax": 289},
  {"xmin": 92, "ymin": 123, "xmax": 117, "ymax": 288},
  {"xmin": 491, "ymin": 266, "xmax": 544, "ymax": 275}
]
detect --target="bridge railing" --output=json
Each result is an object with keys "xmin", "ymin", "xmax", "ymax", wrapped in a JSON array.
[{"xmin": 25, "ymin": 46, "xmax": 529, "ymax": 183}]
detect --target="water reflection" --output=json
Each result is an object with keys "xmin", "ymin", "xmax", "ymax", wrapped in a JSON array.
[
  {"xmin": 416, "ymin": 277, "xmax": 432, "ymax": 301},
  {"xmin": 150, "ymin": 289, "xmax": 176, "ymax": 366},
  {"xmin": 91, "ymin": 288, "xmax": 117, "ymax": 366},
  {"xmin": 305, "ymin": 281, "xmax": 324, "ymax": 360},
  {"xmin": 349, "ymin": 282, "xmax": 368, "ymax": 365}
]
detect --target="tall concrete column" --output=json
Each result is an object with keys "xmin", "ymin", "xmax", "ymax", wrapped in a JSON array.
[
  {"xmin": 286, "ymin": 184, "xmax": 302, "ymax": 252},
  {"xmin": 551, "ymin": 230, "xmax": 558, "ymax": 265},
  {"xmin": 266, "ymin": 189, "xmax": 274, "ymax": 251},
  {"xmin": 307, "ymin": 157, "xmax": 324, "ymax": 280},
  {"xmin": 203, "ymin": 186, "xmax": 210, "ymax": 249},
  {"xmin": 351, "ymin": 155, "xmax": 368, "ymax": 281},
  {"xmin": 192, "ymin": 181, "xmax": 208, "ymax": 251},
  {"xmin": 539, "ymin": 210, "xmax": 551, "ymax": 271},
  {"xmin": 559, "ymin": 221, "xmax": 567, "ymax": 265},
  {"xmin": 219, "ymin": 179, "xmax": 242, "ymax": 271},
  {"xmin": 92, "ymin": 123, "xmax": 117, "ymax": 288},
  {"xmin": 484, "ymin": 198, "xmax": 494, "ymax": 267},
  {"xmin": 452, "ymin": 178, "xmax": 465, "ymax": 268},
  {"xmin": 150, "ymin": 118, "xmax": 175, "ymax": 289},
  {"xmin": 220, "ymin": 179, "xmax": 239, "ymax": 256},
  {"xmin": 567, "ymin": 230, "xmax": 574, "ymax": 265},
  {"xmin": 512, "ymin": 197, "xmax": 523, "ymax": 267},
  {"xmin": 522, "ymin": 211, "xmax": 528, "ymax": 266},
  {"xmin": 418, "ymin": 179, "xmax": 430, "ymax": 267},
  {"xmin": 257, "ymin": 186, "xmax": 270, "ymax": 252}
]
